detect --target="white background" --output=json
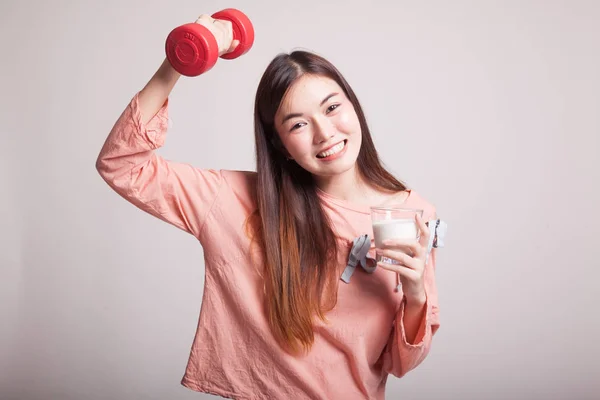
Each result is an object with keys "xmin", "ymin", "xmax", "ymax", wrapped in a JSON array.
[{"xmin": 1, "ymin": 0, "xmax": 599, "ymax": 399}]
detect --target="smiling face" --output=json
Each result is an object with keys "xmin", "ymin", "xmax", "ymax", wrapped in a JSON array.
[{"xmin": 274, "ymin": 74, "xmax": 363, "ymax": 180}]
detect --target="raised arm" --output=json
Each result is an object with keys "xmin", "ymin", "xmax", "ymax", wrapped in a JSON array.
[{"xmin": 95, "ymin": 14, "xmax": 242, "ymax": 240}]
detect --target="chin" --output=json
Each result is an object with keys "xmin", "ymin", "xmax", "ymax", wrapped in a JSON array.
[{"xmin": 319, "ymin": 159, "xmax": 357, "ymax": 177}]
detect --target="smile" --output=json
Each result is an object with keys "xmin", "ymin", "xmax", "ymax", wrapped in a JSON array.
[{"xmin": 316, "ymin": 140, "xmax": 347, "ymax": 159}]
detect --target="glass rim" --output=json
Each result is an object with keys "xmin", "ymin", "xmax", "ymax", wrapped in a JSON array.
[{"xmin": 369, "ymin": 206, "xmax": 424, "ymax": 213}]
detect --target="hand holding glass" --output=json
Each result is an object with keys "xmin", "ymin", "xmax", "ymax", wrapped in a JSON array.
[{"xmin": 371, "ymin": 207, "xmax": 423, "ymax": 264}]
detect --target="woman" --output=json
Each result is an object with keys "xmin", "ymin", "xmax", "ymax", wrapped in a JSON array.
[{"xmin": 96, "ymin": 13, "xmax": 442, "ymax": 400}]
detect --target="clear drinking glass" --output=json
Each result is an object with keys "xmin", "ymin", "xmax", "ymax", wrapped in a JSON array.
[{"xmin": 371, "ymin": 206, "xmax": 424, "ymax": 264}]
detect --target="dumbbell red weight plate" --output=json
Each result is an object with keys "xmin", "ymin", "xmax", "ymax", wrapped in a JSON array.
[
  {"xmin": 211, "ymin": 8, "xmax": 255, "ymax": 60},
  {"xmin": 165, "ymin": 23, "xmax": 219, "ymax": 76}
]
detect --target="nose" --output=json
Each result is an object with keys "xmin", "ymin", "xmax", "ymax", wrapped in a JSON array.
[{"xmin": 313, "ymin": 117, "xmax": 335, "ymax": 143}]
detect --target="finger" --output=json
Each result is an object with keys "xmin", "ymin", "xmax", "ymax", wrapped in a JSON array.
[
  {"xmin": 211, "ymin": 17, "xmax": 224, "ymax": 33},
  {"xmin": 195, "ymin": 15, "xmax": 219, "ymax": 35},
  {"xmin": 227, "ymin": 39, "xmax": 240, "ymax": 52},
  {"xmin": 382, "ymin": 238, "xmax": 421, "ymax": 257},
  {"xmin": 416, "ymin": 213, "xmax": 430, "ymax": 248},
  {"xmin": 377, "ymin": 261, "xmax": 419, "ymax": 280},
  {"xmin": 380, "ymin": 250, "xmax": 420, "ymax": 270},
  {"xmin": 195, "ymin": 14, "xmax": 212, "ymax": 24},
  {"xmin": 219, "ymin": 19, "xmax": 233, "ymax": 30}
]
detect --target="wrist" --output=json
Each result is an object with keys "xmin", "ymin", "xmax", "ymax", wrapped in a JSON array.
[
  {"xmin": 156, "ymin": 58, "xmax": 181, "ymax": 84},
  {"xmin": 405, "ymin": 292, "xmax": 427, "ymax": 309}
]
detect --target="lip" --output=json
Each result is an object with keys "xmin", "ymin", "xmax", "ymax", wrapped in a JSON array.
[
  {"xmin": 316, "ymin": 140, "xmax": 348, "ymax": 161},
  {"xmin": 316, "ymin": 140, "xmax": 345, "ymax": 156}
]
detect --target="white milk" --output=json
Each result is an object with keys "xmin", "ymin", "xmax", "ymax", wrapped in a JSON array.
[{"xmin": 372, "ymin": 218, "xmax": 418, "ymax": 248}]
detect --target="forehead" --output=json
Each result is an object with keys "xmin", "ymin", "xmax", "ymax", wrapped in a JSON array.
[{"xmin": 278, "ymin": 75, "xmax": 343, "ymax": 113}]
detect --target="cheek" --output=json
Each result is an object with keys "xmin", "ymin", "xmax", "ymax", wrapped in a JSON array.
[
  {"xmin": 284, "ymin": 135, "xmax": 313, "ymax": 157},
  {"xmin": 336, "ymin": 109, "xmax": 361, "ymax": 133}
]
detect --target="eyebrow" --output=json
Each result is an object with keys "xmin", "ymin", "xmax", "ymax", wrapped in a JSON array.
[{"xmin": 280, "ymin": 92, "xmax": 339, "ymax": 124}]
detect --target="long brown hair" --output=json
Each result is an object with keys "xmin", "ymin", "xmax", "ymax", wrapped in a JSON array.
[{"xmin": 250, "ymin": 50, "xmax": 406, "ymax": 355}]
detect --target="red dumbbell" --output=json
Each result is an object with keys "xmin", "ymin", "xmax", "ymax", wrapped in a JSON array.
[{"xmin": 165, "ymin": 8, "xmax": 254, "ymax": 77}]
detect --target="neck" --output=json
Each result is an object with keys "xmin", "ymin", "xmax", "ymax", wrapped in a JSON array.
[{"xmin": 314, "ymin": 165, "xmax": 376, "ymax": 205}]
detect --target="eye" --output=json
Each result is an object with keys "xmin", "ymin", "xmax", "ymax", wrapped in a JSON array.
[
  {"xmin": 326, "ymin": 104, "xmax": 341, "ymax": 113},
  {"xmin": 290, "ymin": 122, "xmax": 306, "ymax": 131}
]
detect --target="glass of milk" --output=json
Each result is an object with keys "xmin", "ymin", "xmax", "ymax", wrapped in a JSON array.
[{"xmin": 371, "ymin": 207, "xmax": 424, "ymax": 264}]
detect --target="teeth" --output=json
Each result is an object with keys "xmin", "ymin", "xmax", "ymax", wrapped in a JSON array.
[{"xmin": 317, "ymin": 141, "xmax": 345, "ymax": 158}]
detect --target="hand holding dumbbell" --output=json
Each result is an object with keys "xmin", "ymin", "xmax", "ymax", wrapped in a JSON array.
[{"xmin": 165, "ymin": 8, "xmax": 254, "ymax": 77}]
